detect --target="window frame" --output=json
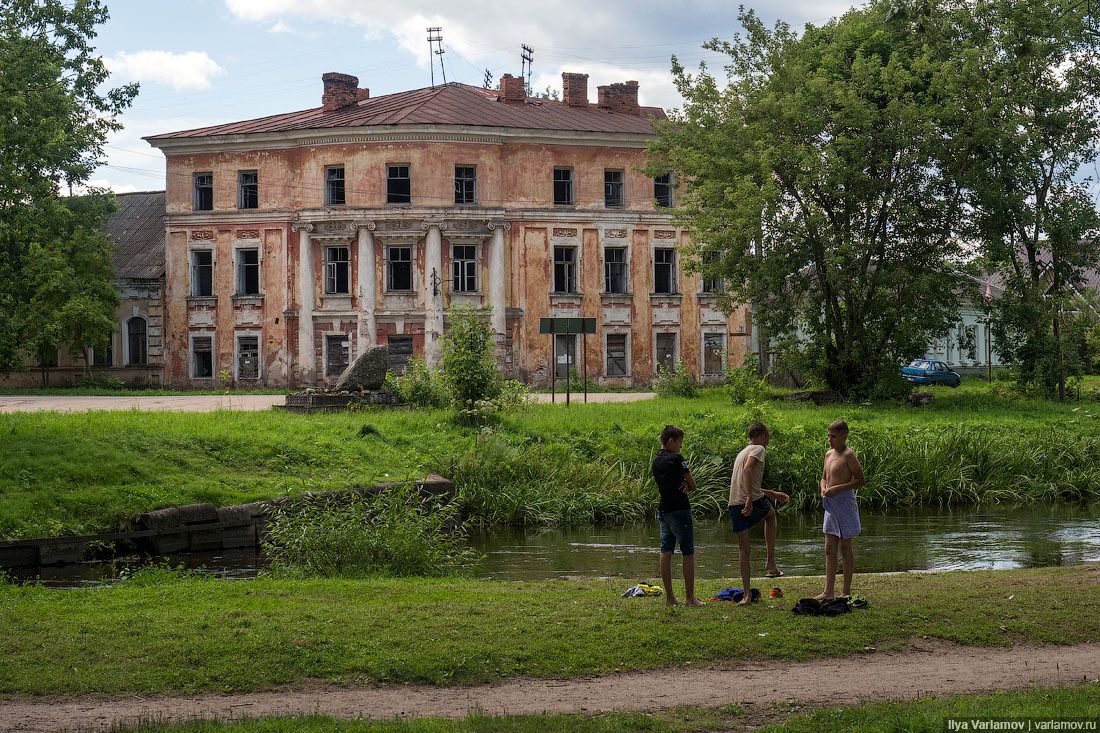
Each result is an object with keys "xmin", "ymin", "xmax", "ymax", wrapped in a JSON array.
[
  {"xmin": 237, "ymin": 170, "xmax": 258, "ymax": 209},
  {"xmin": 654, "ymin": 248, "xmax": 677, "ymax": 294},
  {"xmin": 701, "ymin": 249, "xmax": 723, "ymax": 293},
  {"xmin": 605, "ymin": 333, "xmax": 629, "ymax": 377},
  {"xmin": 193, "ymin": 172, "xmax": 213, "ymax": 211},
  {"xmin": 386, "ymin": 163, "xmax": 411, "ymax": 204},
  {"xmin": 324, "ymin": 333, "xmax": 350, "ymax": 377},
  {"xmin": 553, "ymin": 167, "xmax": 574, "ymax": 206},
  {"xmin": 190, "ymin": 248, "xmax": 214, "ymax": 297},
  {"xmin": 387, "ymin": 246, "xmax": 413, "ymax": 292},
  {"xmin": 655, "ymin": 332, "xmax": 678, "ymax": 373},
  {"xmin": 454, "ymin": 165, "xmax": 477, "ymax": 205},
  {"xmin": 236, "ymin": 333, "xmax": 261, "ymax": 380},
  {"xmin": 324, "ymin": 165, "xmax": 346, "ymax": 206},
  {"xmin": 236, "ymin": 246, "xmax": 260, "ymax": 296},
  {"xmin": 654, "ymin": 173, "xmax": 673, "ymax": 208},
  {"xmin": 553, "ymin": 245, "xmax": 577, "ymax": 294},
  {"xmin": 125, "ymin": 316, "xmax": 148, "ymax": 366},
  {"xmin": 325, "ymin": 245, "xmax": 350, "ymax": 294},
  {"xmin": 703, "ymin": 332, "xmax": 726, "ymax": 376},
  {"xmin": 604, "ymin": 169, "xmax": 624, "ymax": 208},
  {"xmin": 190, "ymin": 333, "xmax": 213, "ymax": 379},
  {"xmin": 451, "ymin": 243, "xmax": 478, "ymax": 293},
  {"xmin": 604, "ymin": 247, "xmax": 628, "ymax": 294},
  {"xmin": 92, "ymin": 338, "xmax": 114, "ymax": 367}
]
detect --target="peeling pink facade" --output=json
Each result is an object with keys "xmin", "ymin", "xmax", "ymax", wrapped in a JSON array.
[{"xmin": 146, "ymin": 74, "xmax": 751, "ymax": 388}]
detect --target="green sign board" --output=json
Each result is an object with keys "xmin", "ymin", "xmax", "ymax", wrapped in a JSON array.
[{"xmin": 539, "ymin": 317, "xmax": 596, "ymax": 335}]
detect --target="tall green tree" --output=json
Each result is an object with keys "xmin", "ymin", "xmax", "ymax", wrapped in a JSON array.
[
  {"xmin": 954, "ymin": 0, "xmax": 1100, "ymax": 399},
  {"xmin": 0, "ymin": 0, "xmax": 137, "ymax": 373},
  {"xmin": 648, "ymin": 3, "xmax": 972, "ymax": 399}
]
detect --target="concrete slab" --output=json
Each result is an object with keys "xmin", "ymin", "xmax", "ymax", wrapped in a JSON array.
[{"xmin": 0, "ymin": 395, "xmax": 286, "ymax": 413}]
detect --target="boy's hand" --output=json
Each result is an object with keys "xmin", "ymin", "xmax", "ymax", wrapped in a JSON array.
[
  {"xmin": 679, "ymin": 482, "xmax": 694, "ymax": 493},
  {"xmin": 741, "ymin": 503, "xmax": 753, "ymax": 517},
  {"xmin": 772, "ymin": 491, "xmax": 790, "ymax": 505},
  {"xmin": 821, "ymin": 485, "xmax": 830, "ymax": 498}
]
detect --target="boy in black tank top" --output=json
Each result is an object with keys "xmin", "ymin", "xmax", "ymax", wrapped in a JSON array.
[{"xmin": 652, "ymin": 425, "xmax": 704, "ymax": 606}]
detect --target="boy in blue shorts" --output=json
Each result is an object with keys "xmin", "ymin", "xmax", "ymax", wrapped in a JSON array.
[
  {"xmin": 653, "ymin": 425, "xmax": 704, "ymax": 606},
  {"xmin": 729, "ymin": 422, "xmax": 790, "ymax": 605}
]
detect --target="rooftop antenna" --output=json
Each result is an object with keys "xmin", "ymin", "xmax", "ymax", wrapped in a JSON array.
[
  {"xmin": 483, "ymin": 68, "xmax": 494, "ymax": 89},
  {"xmin": 521, "ymin": 44, "xmax": 533, "ymax": 94},
  {"xmin": 427, "ymin": 27, "xmax": 447, "ymax": 86}
]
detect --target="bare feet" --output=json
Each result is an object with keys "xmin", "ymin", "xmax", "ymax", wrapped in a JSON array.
[
  {"xmin": 765, "ymin": 567, "xmax": 784, "ymax": 578},
  {"xmin": 737, "ymin": 597, "xmax": 753, "ymax": 606},
  {"xmin": 665, "ymin": 599, "xmax": 681, "ymax": 606},
  {"xmin": 684, "ymin": 599, "xmax": 705, "ymax": 606},
  {"xmin": 813, "ymin": 592, "xmax": 833, "ymax": 601}
]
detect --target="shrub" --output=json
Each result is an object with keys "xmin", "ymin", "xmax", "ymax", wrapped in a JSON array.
[
  {"xmin": 442, "ymin": 304, "xmax": 502, "ymax": 409},
  {"xmin": 387, "ymin": 357, "xmax": 445, "ymax": 408},
  {"xmin": 654, "ymin": 360, "xmax": 698, "ymax": 398},
  {"xmin": 76, "ymin": 375, "xmax": 125, "ymax": 390},
  {"xmin": 725, "ymin": 363, "xmax": 766, "ymax": 404},
  {"xmin": 261, "ymin": 486, "xmax": 478, "ymax": 578}
]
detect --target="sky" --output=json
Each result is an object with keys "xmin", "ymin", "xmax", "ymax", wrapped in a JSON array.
[{"xmin": 86, "ymin": 0, "xmax": 856, "ymax": 194}]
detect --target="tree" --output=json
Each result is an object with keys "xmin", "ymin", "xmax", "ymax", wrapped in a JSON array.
[
  {"xmin": 647, "ymin": 3, "xmax": 971, "ymax": 399},
  {"xmin": 0, "ymin": 0, "xmax": 137, "ymax": 373},
  {"xmin": 441, "ymin": 305, "xmax": 501, "ymax": 409},
  {"xmin": 954, "ymin": 0, "xmax": 1100, "ymax": 399}
]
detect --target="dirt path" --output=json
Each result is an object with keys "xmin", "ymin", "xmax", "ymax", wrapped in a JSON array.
[{"xmin": 3, "ymin": 640, "xmax": 1096, "ymax": 732}]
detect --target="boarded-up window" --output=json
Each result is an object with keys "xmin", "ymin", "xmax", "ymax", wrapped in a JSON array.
[
  {"xmin": 656, "ymin": 333, "xmax": 676, "ymax": 372},
  {"xmin": 326, "ymin": 335, "xmax": 349, "ymax": 376},
  {"xmin": 703, "ymin": 333, "xmax": 725, "ymax": 375},
  {"xmin": 238, "ymin": 336, "xmax": 259, "ymax": 379},
  {"xmin": 555, "ymin": 334, "xmax": 576, "ymax": 379},
  {"xmin": 192, "ymin": 336, "xmax": 212, "ymax": 378},
  {"xmin": 606, "ymin": 334, "xmax": 627, "ymax": 377},
  {"xmin": 387, "ymin": 335, "xmax": 414, "ymax": 374}
]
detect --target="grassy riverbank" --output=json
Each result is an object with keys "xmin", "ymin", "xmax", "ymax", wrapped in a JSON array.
[
  {"xmin": 0, "ymin": 566, "xmax": 1097, "ymax": 697},
  {"xmin": 4, "ymin": 386, "xmax": 1100, "ymax": 539},
  {"xmin": 96, "ymin": 682, "xmax": 1100, "ymax": 732}
]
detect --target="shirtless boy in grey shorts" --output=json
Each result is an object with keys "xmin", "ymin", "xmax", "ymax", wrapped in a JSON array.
[{"xmin": 817, "ymin": 420, "xmax": 865, "ymax": 601}]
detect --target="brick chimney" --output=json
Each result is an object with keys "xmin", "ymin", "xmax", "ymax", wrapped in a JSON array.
[
  {"xmin": 322, "ymin": 72, "xmax": 366, "ymax": 113},
  {"xmin": 499, "ymin": 74, "xmax": 526, "ymax": 103},
  {"xmin": 562, "ymin": 72, "xmax": 589, "ymax": 107},
  {"xmin": 596, "ymin": 80, "xmax": 641, "ymax": 116}
]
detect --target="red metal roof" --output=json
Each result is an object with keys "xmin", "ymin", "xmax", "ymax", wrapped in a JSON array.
[{"xmin": 146, "ymin": 83, "xmax": 666, "ymax": 140}]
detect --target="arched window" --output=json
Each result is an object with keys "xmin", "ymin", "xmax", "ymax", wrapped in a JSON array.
[{"xmin": 126, "ymin": 317, "xmax": 147, "ymax": 366}]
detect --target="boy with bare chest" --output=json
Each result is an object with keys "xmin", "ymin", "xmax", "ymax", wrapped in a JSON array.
[{"xmin": 816, "ymin": 420, "xmax": 865, "ymax": 601}]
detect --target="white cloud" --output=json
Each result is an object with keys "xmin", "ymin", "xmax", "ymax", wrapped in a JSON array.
[
  {"xmin": 105, "ymin": 50, "xmax": 226, "ymax": 91},
  {"xmin": 75, "ymin": 180, "xmax": 142, "ymax": 195}
]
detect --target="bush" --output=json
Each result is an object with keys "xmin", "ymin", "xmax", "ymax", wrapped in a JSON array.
[
  {"xmin": 442, "ymin": 305, "xmax": 502, "ymax": 410},
  {"xmin": 654, "ymin": 360, "xmax": 698, "ymax": 398},
  {"xmin": 261, "ymin": 486, "xmax": 478, "ymax": 578},
  {"xmin": 76, "ymin": 375, "xmax": 125, "ymax": 390},
  {"xmin": 387, "ymin": 357, "xmax": 445, "ymax": 408},
  {"xmin": 725, "ymin": 363, "xmax": 766, "ymax": 404}
]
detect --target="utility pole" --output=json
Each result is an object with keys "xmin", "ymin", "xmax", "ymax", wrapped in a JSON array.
[
  {"xmin": 427, "ymin": 27, "xmax": 447, "ymax": 86},
  {"xmin": 521, "ymin": 44, "xmax": 533, "ymax": 94}
]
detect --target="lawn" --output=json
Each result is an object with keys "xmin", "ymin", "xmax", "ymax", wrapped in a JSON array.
[{"xmin": 0, "ymin": 565, "xmax": 1096, "ymax": 697}]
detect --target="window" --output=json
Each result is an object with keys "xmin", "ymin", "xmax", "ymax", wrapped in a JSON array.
[
  {"xmin": 191, "ymin": 336, "xmax": 212, "ymax": 378},
  {"xmin": 455, "ymin": 165, "xmax": 476, "ymax": 205},
  {"xmin": 325, "ymin": 335, "xmax": 349, "ymax": 376},
  {"xmin": 238, "ymin": 170, "xmax": 258, "ymax": 209},
  {"xmin": 703, "ymin": 333, "xmax": 725, "ymax": 375},
  {"xmin": 387, "ymin": 335, "xmax": 414, "ymax": 374},
  {"xmin": 325, "ymin": 165, "xmax": 345, "ymax": 206},
  {"xmin": 654, "ymin": 173, "xmax": 673, "ymax": 208},
  {"xmin": 237, "ymin": 335, "xmax": 259, "ymax": 379},
  {"xmin": 553, "ymin": 167, "xmax": 574, "ymax": 206},
  {"xmin": 604, "ymin": 169, "xmax": 624, "ymax": 208},
  {"xmin": 191, "ymin": 250, "xmax": 213, "ymax": 297},
  {"xmin": 554, "ymin": 334, "xmax": 576, "ymax": 379},
  {"xmin": 387, "ymin": 164, "xmax": 411, "ymax": 204},
  {"xmin": 388, "ymin": 247, "xmax": 412, "ymax": 291},
  {"xmin": 701, "ymin": 250, "xmax": 723, "ymax": 293},
  {"xmin": 92, "ymin": 341, "xmax": 113, "ymax": 367},
  {"xmin": 325, "ymin": 246, "xmax": 349, "ymax": 294},
  {"xmin": 656, "ymin": 333, "xmax": 677, "ymax": 372},
  {"xmin": 193, "ymin": 173, "xmax": 212, "ymax": 211},
  {"xmin": 606, "ymin": 334, "xmax": 628, "ymax": 377},
  {"xmin": 126, "ymin": 318, "xmax": 147, "ymax": 366},
  {"xmin": 553, "ymin": 246, "xmax": 577, "ymax": 293},
  {"xmin": 452, "ymin": 244, "xmax": 477, "ymax": 292},
  {"xmin": 604, "ymin": 247, "xmax": 628, "ymax": 294},
  {"xmin": 654, "ymin": 248, "xmax": 676, "ymax": 294},
  {"xmin": 237, "ymin": 248, "xmax": 260, "ymax": 295}
]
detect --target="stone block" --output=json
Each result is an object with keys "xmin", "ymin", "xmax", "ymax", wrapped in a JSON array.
[
  {"xmin": 216, "ymin": 505, "xmax": 256, "ymax": 524},
  {"xmin": 138, "ymin": 507, "xmax": 180, "ymax": 530},
  {"xmin": 37, "ymin": 540, "xmax": 84, "ymax": 566},
  {"xmin": 147, "ymin": 533, "xmax": 189, "ymax": 554},
  {"xmin": 188, "ymin": 528, "xmax": 225, "ymax": 552},
  {"xmin": 0, "ymin": 544, "xmax": 38, "ymax": 568},
  {"xmin": 222, "ymin": 525, "xmax": 257, "ymax": 549},
  {"xmin": 335, "ymin": 344, "xmax": 388, "ymax": 391},
  {"xmin": 177, "ymin": 503, "xmax": 218, "ymax": 525}
]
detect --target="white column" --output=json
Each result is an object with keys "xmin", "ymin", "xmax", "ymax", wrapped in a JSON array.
[
  {"xmin": 423, "ymin": 221, "xmax": 446, "ymax": 367},
  {"xmin": 488, "ymin": 221, "xmax": 510, "ymax": 341},
  {"xmin": 294, "ymin": 223, "xmax": 315, "ymax": 385},
  {"xmin": 357, "ymin": 223, "xmax": 377, "ymax": 349}
]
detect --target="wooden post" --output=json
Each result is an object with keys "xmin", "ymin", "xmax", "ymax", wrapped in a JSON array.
[
  {"xmin": 550, "ymin": 318, "xmax": 556, "ymax": 403},
  {"xmin": 583, "ymin": 332, "xmax": 588, "ymax": 403}
]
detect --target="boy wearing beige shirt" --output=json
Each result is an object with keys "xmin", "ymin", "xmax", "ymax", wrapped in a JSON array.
[{"xmin": 728, "ymin": 422, "xmax": 789, "ymax": 605}]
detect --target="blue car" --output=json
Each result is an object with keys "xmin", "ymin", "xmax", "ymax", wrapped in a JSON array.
[{"xmin": 901, "ymin": 359, "xmax": 962, "ymax": 388}]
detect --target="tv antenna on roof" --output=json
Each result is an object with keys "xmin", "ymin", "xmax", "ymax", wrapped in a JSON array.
[
  {"xmin": 483, "ymin": 68, "xmax": 494, "ymax": 89},
  {"xmin": 427, "ymin": 27, "xmax": 447, "ymax": 86},
  {"xmin": 521, "ymin": 44, "xmax": 533, "ymax": 94}
]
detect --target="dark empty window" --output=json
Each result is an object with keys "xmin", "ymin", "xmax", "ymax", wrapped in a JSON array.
[
  {"xmin": 191, "ymin": 250, "xmax": 213, "ymax": 297},
  {"xmin": 387, "ymin": 164, "xmax": 411, "ymax": 204},
  {"xmin": 325, "ymin": 165, "xmax": 345, "ymax": 205},
  {"xmin": 654, "ymin": 248, "xmax": 676, "ymax": 294},
  {"xmin": 388, "ymin": 335, "xmax": 414, "ymax": 374},
  {"xmin": 553, "ymin": 167, "xmax": 574, "ymax": 206},
  {"xmin": 656, "ymin": 333, "xmax": 677, "ymax": 372},
  {"xmin": 127, "ymin": 319, "xmax": 147, "ymax": 366},
  {"xmin": 238, "ymin": 170, "xmax": 258, "ymax": 209},
  {"xmin": 92, "ymin": 341, "xmax": 113, "ymax": 367},
  {"xmin": 704, "ymin": 333, "xmax": 725, "ymax": 375},
  {"xmin": 654, "ymin": 173, "xmax": 673, "ymax": 208},
  {"xmin": 452, "ymin": 244, "xmax": 477, "ymax": 292},
  {"xmin": 238, "ymin": 336, "xmax": 259, "ymax": 379},
  {"xmin": 604, "ymin": 247, "xmax": 627, "ymax": 294},
  {"xmin": 237, "ymin": 248, "xmax": 259, "ymax": 295},
  {"xmin": 604, "ymin": 169, "xmax": 624, "ymax": 208},
  {"xmin": 388, "ymin": 247, "xmax": 412, "ymax": 291},
  {"xmin": 455, "ymin": 165, "xmax": 476, "ymax": 204},
  {"xmin": 192, "ymin": 336, "xmax": 212, "ymax": 378},
  {"xmin": 606, "ymin": 334, "xmax": 627, "ymax": 377},
  {"xmin": 326, "ymin": 246, "xmax": 349, "ymax": 294},
  {"xmin": 326, "ymin": 335, "xmax": 349, "ymax": 376},
  {"xmin": 702, "ymin": 250, "xmax": 723, "ymax": 293},
  {"xmin": 193, "ymin": 173, "xmax": 213, "ymax": 211},
  {"xmin": 554, "ymin": 246, "xmax": 576, "ymax": 293}
]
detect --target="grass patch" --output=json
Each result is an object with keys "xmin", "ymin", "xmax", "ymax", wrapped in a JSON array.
[
  {"xmin": 4, "ymin": 386, "xmax": 1100, "ymax": 538},
  {"xmin": 0, "ymin": 566, "xmax": 1097, "ymax": 697}
]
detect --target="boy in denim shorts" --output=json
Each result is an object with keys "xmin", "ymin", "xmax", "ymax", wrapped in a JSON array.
[{"xmin": 653, "ymin": 425, "xmax": 704, "ymax": 606}]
